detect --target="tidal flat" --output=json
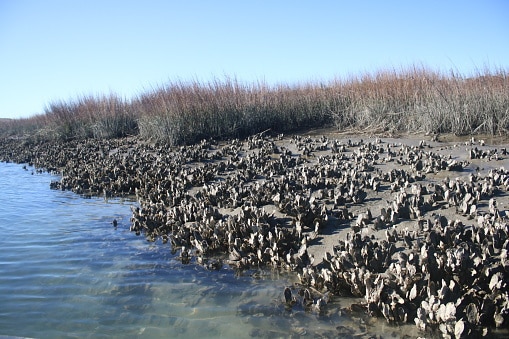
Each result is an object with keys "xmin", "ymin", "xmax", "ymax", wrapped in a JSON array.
[{"xmin": 1, "ymin": 128, "xmax": 509, "ymax": 338}]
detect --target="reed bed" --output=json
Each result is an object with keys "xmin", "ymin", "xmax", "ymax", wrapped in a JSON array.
[
  {"xmin": 134, "ymin": 78, "xmax": 332, "ymax": 144},
  {"xmin": 41, "ymin": 94, "xmax": 137, "ymax": 140},
  {"xmin": 1, "ymin": 66, "xmax": 508, "ymax": 144}
]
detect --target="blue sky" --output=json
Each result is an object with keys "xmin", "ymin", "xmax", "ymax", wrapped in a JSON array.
[{"xmin": 1, "ymin": 1, "xmax": 508, "ymax": 119}]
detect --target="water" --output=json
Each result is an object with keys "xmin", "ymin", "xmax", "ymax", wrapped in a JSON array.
[{"xmin": 0, "ymin": 162, "xmax": 417, "ymax": 339}]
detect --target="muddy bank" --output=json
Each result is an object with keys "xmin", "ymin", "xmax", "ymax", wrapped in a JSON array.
[{"xmin": 1, "ymin": 130, "xmax": 508, "ymax": 337}]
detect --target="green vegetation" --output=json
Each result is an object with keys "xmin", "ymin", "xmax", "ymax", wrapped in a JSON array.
[{"xmin": 1, "ymin": 66, "xmax": 508, "ymax": 145}]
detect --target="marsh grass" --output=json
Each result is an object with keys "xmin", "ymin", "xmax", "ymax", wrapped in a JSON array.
[
  {"xmin": 1, "ymin": 66, "xmax": 508, "ymax": 144},
  {"xmin": 40, "ymin": 94, "xmax": 137, "ymax": 140},
  {"xmin": 134, "ymin": 78, "xmax": 333, "ymax": 144}
]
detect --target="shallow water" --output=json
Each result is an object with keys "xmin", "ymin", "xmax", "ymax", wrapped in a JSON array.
[{"xmin": 0, "ymin": 162, "xmax": 426, "ymax": 339}]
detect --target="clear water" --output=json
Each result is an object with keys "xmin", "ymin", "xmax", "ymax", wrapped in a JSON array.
[{"xmin": 0, "ymin": 162, "xmax": 419, "ymax": 339}]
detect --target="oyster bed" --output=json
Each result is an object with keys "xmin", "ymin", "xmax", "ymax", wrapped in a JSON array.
[{"xmin": 1, "ymin": 129, "xmax": 509, "ymax": 337}]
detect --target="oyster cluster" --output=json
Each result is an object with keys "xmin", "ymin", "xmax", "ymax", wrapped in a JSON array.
[{"xmin": 1, "ymin": 132, "xmax": 508, "ymax": 337}]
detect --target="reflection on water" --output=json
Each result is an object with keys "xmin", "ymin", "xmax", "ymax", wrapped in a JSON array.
[{"xmin": 0, "ymin": 162, "xmax": 426, "ymax": 338}]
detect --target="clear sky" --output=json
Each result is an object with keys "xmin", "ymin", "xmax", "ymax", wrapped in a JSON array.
[{"xmin": 1, "ymin": 1, "xmax": 508, "ymax": 119}]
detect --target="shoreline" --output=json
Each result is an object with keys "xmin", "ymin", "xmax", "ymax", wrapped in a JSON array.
[{"xmin": 1, "ymin": 129, "xmax": 508, "ymax": 337}]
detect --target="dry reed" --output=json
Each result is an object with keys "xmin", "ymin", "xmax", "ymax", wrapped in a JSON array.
[{"xmin": 1, "ymin": 66, "xmax": 507, "ymax": 144}]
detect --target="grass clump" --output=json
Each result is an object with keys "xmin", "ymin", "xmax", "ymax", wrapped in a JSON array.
[
  {"xmin": 134, "ymin": 77, "xmax": 332, "ymax": 144},
  {"xmin": 1, "ymin": 65, "xmax": 508, "ymax": 145},
  {"xmin": 329, "ymin": 66, "xmax": 509, "ymax": 136},
  {"xmin": 41, "ymin": 94, "xmax": 137, "ymax": 141}
]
